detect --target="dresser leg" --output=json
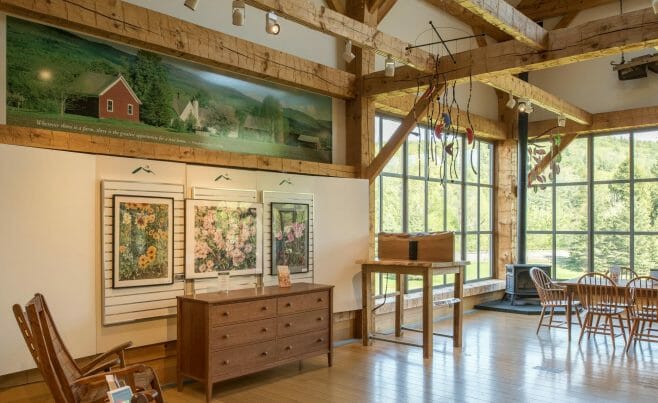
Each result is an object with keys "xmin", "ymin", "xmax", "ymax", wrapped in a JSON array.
[
  {"xmin": 327, "ymin": 352, "xmax": 333, "ymax": 367},
  {"xmin": 206, "ymin": 382, "xmax": 213, "ymax": 403},
  {"xmin": 176, "ymin": 374, "xmax": 183, "ymax": 392}
]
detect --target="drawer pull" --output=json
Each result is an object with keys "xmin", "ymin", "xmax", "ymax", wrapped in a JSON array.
[
  {"xmin": 222, "ymin": 311, "xmax": 230, "ymax": 317},
  {"xmin": 285, "ymin": 345, "xmax": 292, "ymax": 350},
  {"xmin": 261, "ymin": 306, "xmax": 269, "ymax": 311},
  {"xmin": 285, "ymin": 323, "xmax": 292, "ymax": 328},
  {"xmin": 222, "ymin": 360, "xmax": 230, "ymax": 365},
  {"xmin": 261, "ymin": 351, "xmax": 269, "ymax": 357},
  {"xmin": 317, "ymin": 298, "xmax": 324, "ymax": 302},
  {"xmin": 223, "ymin": 334, "xmax": 230, "ymax": 339},
  {"xmin": 317, "ymin": 316, "xmax": 324, "ymax": 321},
  {"xmin": 261, "ymin": 327, "xmax": 269, "ymax": 332},
  {"xmin": 286, "ymin": 302, "xmax": 292, "ymax": 308},
  {"xmin": 316, "ymin": 338, "xmax": 325, "ymax": 343}
]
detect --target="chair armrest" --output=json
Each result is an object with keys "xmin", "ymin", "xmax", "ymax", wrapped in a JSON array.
[
  {"xmin": 72, "ymin": 364, "xmax": 149, "ymax": 388},
  {"xmin": 80, "ymin": 341, "xmax": 133, "ymax": 374},
  {"xmin": 82, "ymin": 358, "xmax": 121, "ymax": 376}
]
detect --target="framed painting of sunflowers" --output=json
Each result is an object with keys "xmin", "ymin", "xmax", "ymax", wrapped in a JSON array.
[
  {"xmin": 185, "ymin": 199, "xmax": 263, "ymax": 279},
  {"xmin": 113, "ymin": 195, "xmax": 174, "ymax": 288}
]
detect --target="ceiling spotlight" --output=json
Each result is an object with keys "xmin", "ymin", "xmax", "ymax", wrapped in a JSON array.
[
  {"xmin": 266, "ymin": 11, "xmax": 280, "ymax": 35},
  {"xmin": 232, "ymin": 1, "xmax": 245, "ymax": 26},
  {"xmin": 343, "ymin": 40, "xmax": 356, "ymax": 63},
  {"xmin": 517, "ymin": 98, "xmax": 533, "ymax": 114},
  {"xmin": 653, "ymin": 0, "xmax": 658, "ymax": 14},
  {"xmin": 557, "ymin": 114, "xmax": 567, "ymax": 127},
  {"xmin": 184, "ymin": 0, "xmax": 198, "ymax": 11},
  {"xmin": 505, "ymin": 92, "xmax": 516, "ymax": 109},
  {"xmin": 384, "ymin": 54, "xmax": 395, "ymax": 77}
]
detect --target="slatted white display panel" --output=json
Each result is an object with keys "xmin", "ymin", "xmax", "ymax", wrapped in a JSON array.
[
  {"xmin": 189, "ymin": 187, "xmax": 262, "ymax": 293},
  {"xmin": 262, "ymin": 191, "xmax": 314, "ymax": 286},
  {"xmin": 101, "ymin": 181, "xmax": 185, "ymax": 325}
]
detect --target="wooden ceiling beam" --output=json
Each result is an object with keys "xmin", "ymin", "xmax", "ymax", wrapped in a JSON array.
[
  {"xmin": 424, "ymin": 0, "xmax": 511, "ymax": 42},
  {"xmin": 243, "ymin": 0, "xmax": 435, "ymax": 70},
  {"xmin": 517, "ymin": 0, "xmax": 617, "ymax": 22},
  {"xmin": 376, "ymin": 0, "xmax": 397, "ymax": 24},
  {"xmin": 366, "ymin": 86, "xmax": 444, "ymax": 182},
  {"xmin": 479, "ymin": 75, "xmax": 592, "ymax": 125},
  {"xmin": 528, "ymin": 106, "xmax": 658, "ymax": 138},
  {"xmin": 452, "ymin": 0, "xmax": 548, "ymax": 49},
  {"xmin": 553, "ymin": 11, "xmax": 579, "ymax": 29},
  {"xmin": 0, "ymin": 0, "xmax": 355, "ymax": 99},
  {"xmin": 375, "ymin": 94, "xmax": 507, "ymax": 141},
  {"xmin": 363, "ymin": 8, "xmax": 658, "ymax": 92},
  {"xmin": 324, "ymin": 0, "xmax": 346, "ymax": 15}
]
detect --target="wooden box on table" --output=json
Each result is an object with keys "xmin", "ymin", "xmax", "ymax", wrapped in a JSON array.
[
  {"xmin": 378, "ymin": 231, "xmax": 454, "ymax": 261},
  {"xmin": 177, "ymin": 282, "xmax": 334, "ymax": 403}
]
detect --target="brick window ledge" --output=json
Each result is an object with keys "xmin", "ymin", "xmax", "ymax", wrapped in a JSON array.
[{"xmin": 373, "ymin": 279, "xmax": 505, "ymax": 315}]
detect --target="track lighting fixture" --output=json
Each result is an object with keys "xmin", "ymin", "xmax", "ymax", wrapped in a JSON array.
[
  {"xmin": 384, "ymin": 55, "xmax": 395, "ymax": 77},
  {"xmin": 343, "ymin": 40, "xmax": 356, "ymax": 63},
  {"xmin": 266, "ymin": 11, "xmax": 280, "ymax": 35},
  {"xmin": 505, "ymin": 92, "xmax": 516, "ymax": 109},
  {"xmin": 232, "ymin": 1, "xmax": 245, "ymax": 26},
  {"xmin": 184, "ymin": 0, "xmax": 198, "ymax": 11},
  {"xmin": 557, "ymin": 114, "xmax": 566, "ymax": 127},
  {"xmin": 653, "ymin": 0, "xmax": 658, "ymax": 14},
  {"xmin": 517, "ymin": 98, "xmax": 534, "ymax": 114}
]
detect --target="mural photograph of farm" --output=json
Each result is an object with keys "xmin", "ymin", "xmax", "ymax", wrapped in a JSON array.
[{"xmin": 5, "ymin": 17, "xmax": 333, "ymax": 163}]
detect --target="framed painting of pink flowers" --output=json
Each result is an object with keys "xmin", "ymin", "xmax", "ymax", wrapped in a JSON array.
[
  {"xmin": 113, "ymin": 195, "xmax": 174, "ymax": 288},
  {"xmin": 271, "ymin": 203, "xmax": 309, "ymax": 274},
  {"xmin": 185, "ymin": 200, "xmax": 263, "ymax": 278}
]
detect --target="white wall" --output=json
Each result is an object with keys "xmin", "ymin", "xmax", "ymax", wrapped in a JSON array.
[{"xmin": 0, "ymin": 145, "xmax": 369, "ymax": 375}]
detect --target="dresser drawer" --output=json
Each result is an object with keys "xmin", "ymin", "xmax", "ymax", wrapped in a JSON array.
[
  {"xmin": 210, "ymin": 340, "xmax": 276, "ymax": 377},
  {"xmin": 210, "ymin": 318, "xmax": 275, "ymax": 350},
  {"xmin": 276, "ymin": 329, "xmax": 329, "ymax": 360},
  {"xmin": 277, "ymin": 309, "xmax": 329, "ymax": 337},
  {"xmin": 210, "ymin": 299, "xmax": 276, "ymax": 326},
  {"xmin": 277, "ymin": 291, "xmax": 329, "ymax": 315}
]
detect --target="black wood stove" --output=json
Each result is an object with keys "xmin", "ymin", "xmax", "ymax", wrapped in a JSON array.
[{"xmin": 505, "ymin": 264, "xmax": 551, "ymax": 305}]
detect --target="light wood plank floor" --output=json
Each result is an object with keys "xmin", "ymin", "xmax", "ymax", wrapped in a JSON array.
[{"xmin": 2, "ymin": 310, "xmax": 656, "ymax": 402}]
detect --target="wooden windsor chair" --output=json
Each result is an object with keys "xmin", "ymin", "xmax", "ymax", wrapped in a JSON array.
[
  {"xmin": 13, "ymin": 293, "xmax": 164, "ymax": 402},
  {"xmin": 577, "ymin": 273, "xmax": 629, "ymax": 348},
  {"xmin": 625, "ymin": 276, "xmax": 658, "ymax": 353},
  {"xmin": 529, "ymin": 267, "xmax": 582, "ymax": 340}
]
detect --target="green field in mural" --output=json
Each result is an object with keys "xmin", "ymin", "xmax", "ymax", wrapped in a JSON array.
[{"xmin": 5, "ymin": 17, "xmax": 333, "ymax": 163}]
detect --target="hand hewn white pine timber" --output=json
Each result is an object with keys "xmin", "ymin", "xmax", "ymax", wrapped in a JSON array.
[
  {"xmin": 242, "ymin": 0, "xmax": 435, "ymax": 70},
  {"xmin": 528, "ymin": 106, "xmax": 658, "ymax": 138},
  {"xmin": 425, "ymin": 0, "xmax": 511, "ymax": 42},
  {"xmin": 452, "ymin": 0, "xmax": 548, "ymax": 49},
  {"xmin": 517, "ymin": 0, "xmax": 617, "ymax": 22},
  {"xmin": 527, "ymin": 132, "xmax": 579, "ymax": 184},
  {"xmin": 325, "ymin": 0, "xmax": 346, "ymax": 15},
  {"xmin": 376, "ymin": 0, "xmax": 398, "ymax": 24},
  {"xmin": 479, "ymin": 75, "xmax": 592, "ymax": 125},
  {"xmin": 367, "ymin": 85, "xmax": 444, "ymax": 182},
  {"xmin": 363, "ymin": 8, "xmax": 658, "ymax": 91},
  {"xmin": 0, "ymin": 0, "xmax": 355, "ymax": 99},
  {"xmin": 553, "ymin": 12, "xmax": 579, "ymax": 29},
  {"xmin": 376, "ymin": 93, "xmax": 507, "ymax": 141}
]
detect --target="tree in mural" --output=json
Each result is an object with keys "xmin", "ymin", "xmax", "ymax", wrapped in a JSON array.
[
  {"xmin": 258, "ymin": 95, "xmax": 286, "ymax": 143},
  {"xmin": 128, "ymin": 50, "xmax": 174, "ymax": 126}
]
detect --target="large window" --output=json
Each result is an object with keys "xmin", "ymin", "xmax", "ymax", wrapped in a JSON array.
[
  {"xmin": 374, "ymin": 115, "xmax": 494, "ymax": 294},
  {"xmin": 527, "ymin": 129, "xmax": 658, "ymax": 279}
]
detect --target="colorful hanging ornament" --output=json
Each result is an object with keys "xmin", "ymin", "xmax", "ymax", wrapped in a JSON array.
[
  {"xmin": 466, "ymin": 127, "xmax": 474, "ymax": 144},
  {"xmin": 442, "ymin": 112, "xmax": 451, "ymax": 128}
]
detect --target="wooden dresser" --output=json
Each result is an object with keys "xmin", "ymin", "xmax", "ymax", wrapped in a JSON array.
[{"xmin": 176, "ymin": 282, "xmax": 334, "ymax": 402}]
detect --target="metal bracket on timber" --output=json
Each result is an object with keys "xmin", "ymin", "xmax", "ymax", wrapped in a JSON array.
[
  {"xmin": 365, "ymin": 85, "xmax": 443, "ymax": 182},
  {"xmin": 527, "ymin": 132, "xmax": 579, "ymax": 185}
]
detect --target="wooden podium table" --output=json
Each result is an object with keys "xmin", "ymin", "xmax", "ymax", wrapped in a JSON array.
[{"xmin": 358, "ymin": 259, "xmax": 467, "ymax": 359}]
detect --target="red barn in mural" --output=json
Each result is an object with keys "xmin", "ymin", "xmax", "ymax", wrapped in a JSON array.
[{"xmin": 66, "ymin": 73, "xmax": 141, "ymax": 122}]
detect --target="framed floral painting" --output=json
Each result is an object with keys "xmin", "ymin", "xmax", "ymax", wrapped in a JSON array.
[
  {"xmin": 271, "ymin": 203, "xmax": 309, "ymax": 274},
  {"xmin": 113, "ymin": 195, "xmax": 174, "ymax": 288},
  {"xmin": 185, "ymin": 200, "xmax": 263, "ymax": 278}
]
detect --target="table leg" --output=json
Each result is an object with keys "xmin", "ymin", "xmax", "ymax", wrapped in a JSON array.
[
  {"xmin": 453, "ymin": 268, "xmax": 464, "ymax": 348},
  {"xmin": 423, "ymin": 270, "xmax": 433, "ymax": 359},
  {"xmin": 362, "ymin": 268, "xmax": 372, "ymax": 346},
  {"xmin": 395, "ymin": 273, "xmax": 403, "ymax": 337},
  {"xmin": 567, "ymin": 288, "xmax": 572, "ymax": 341}
]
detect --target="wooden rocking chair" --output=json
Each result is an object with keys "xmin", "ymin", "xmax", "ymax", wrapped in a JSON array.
[{"xmin": 13, "ymin": 293, "xmax": 163, "ymax": 402}]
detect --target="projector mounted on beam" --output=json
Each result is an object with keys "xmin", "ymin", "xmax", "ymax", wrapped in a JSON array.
[{"xmin": 612, "ymin": 53, "xmax": 658, "ymax": 81}]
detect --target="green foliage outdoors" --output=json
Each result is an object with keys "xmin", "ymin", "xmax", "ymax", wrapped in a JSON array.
[{"xmin": 128, "ymin": 50, "xmax": 174, "ymax": 127}]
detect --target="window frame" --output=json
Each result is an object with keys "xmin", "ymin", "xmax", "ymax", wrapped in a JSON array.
[
  {"xmin": 106, "ymin": 99, "xmax": 114, "ymax": 113},
  {"xmin": 127, "ymin": 103, "xmax": 133, "ymax": 116}
]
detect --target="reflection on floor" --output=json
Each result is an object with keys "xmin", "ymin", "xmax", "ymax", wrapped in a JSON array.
[{"xmin": 2, "ymin": 310, "xmax": 656, "ymax": 402}]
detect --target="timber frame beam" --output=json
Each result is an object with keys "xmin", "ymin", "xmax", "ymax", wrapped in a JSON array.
[
  {"xmin": 516, "ymin": 0, "xmax": 617, "ymax": 22},
  {"xmin": 0, "ymin": 0, "xmax": 355, "ymax": 99},
  {"xmin": 527, "ymin": 132, "xmax": 578, "ymax": 184},
  {"xmin": 425, "ymin": 0, "xmax": 511, "ymax": 42}
]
